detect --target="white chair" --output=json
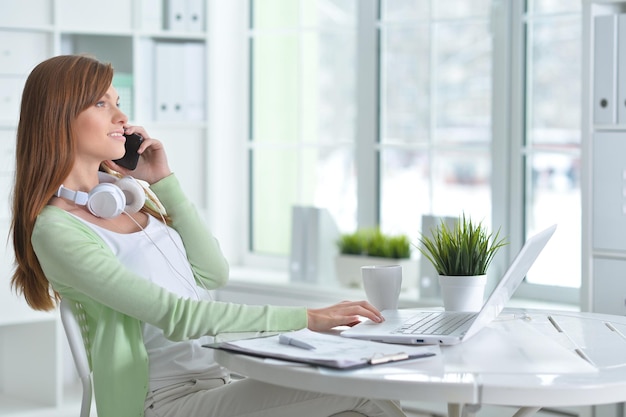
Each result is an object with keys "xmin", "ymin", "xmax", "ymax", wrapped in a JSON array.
[{"xmin": 60, "ymin": 298, "xmax": 92, "ymax": 417}]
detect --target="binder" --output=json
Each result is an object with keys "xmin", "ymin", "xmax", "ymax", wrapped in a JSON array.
[
  {"xmin": 205, "ymin": 329, "xmax": 438, "ymax": 370},
  {"xmin": 594, "ymin": 14, "xmax": 617, "ymax": 125},
  {"xmin": 618, "ymin": 15, "xmax": 626, "ymax": 124},
  {"xmin": 136, "ymin": 38, "xmax": 155, "ymax": 122},
  {"xmin": 187, "ymin": 0, "xmax": 205, "ymax": 32},
  {"xmin": 154, "ymin": 42, "xmax": 185, "ymax": 121},
  {"xmin": 289, "ymin": 206, "xmax": 307, "ymax": 281},
  {"xmin": 183, "ymin": 42, "xmax": 205, "ymax": 121},
  {"xmin": 289, "ymin": 206, "xmax": 339, "ymax": 284},
  {"xmin": 418, "ymin": 215, "xmax": 458, "ymax": 298},
  {"xmin": 165, "ymin": 0, "xmax": 186, "ymax": 31},
  {"xmin": 140, "ymin": 0, "xmax": 163, "ymax": 31}
]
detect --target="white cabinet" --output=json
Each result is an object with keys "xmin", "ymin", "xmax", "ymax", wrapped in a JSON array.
[
  {"xmin": 591, "ymin": 132, "xmax": 626, "ymax": 252},
  {"xmin": 0, "ymin": 31, "xmax": 51, "ymax": 74},
  {"xmin": 0, "ymin": 0, "xmax": 211, "ymax": 415},
  {"xmin": 593, "ymin": 258, "xmax": 626, "ymax": 315},
  {"xmin": 583, "ymin": 1, "xmax": 626, "ymax": 315},
  {"xmin": 0, "ymin": 30, "xmax": 52, "ymax": 124}
]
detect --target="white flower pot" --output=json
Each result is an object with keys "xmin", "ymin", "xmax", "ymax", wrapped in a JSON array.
[
  {"xmin": 334, "ymin": 255, "xmax": 418, "ymax": 291},
  {"xmin": 438, "ymin": 275, "xmax": 487, "ymax": 312}
]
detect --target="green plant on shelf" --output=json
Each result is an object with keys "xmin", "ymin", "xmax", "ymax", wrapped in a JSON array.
[{"xmin": 337, "ymin": 228, "xmax": 411, "ymax": 259}]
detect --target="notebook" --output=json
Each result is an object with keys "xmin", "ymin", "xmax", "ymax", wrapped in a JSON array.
[{"xmin": 341, "ymin": 224, "xmax": 557, "ymax": 345}]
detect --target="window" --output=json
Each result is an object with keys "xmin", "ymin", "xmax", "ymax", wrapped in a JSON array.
[
  {"xmin": 513, "ymin": 0, "xmax": 582, "ymax": 303},
  {"xmin": 244, "ymin": 0, "xmax": 582, "ymax": 304},
  {"xmin": 379, "ymin": 0, "xmax": 493, "ymax": 237},
  {"xmin": 249, "ymin": 0, "xmax": 358, "ymax": 255}
]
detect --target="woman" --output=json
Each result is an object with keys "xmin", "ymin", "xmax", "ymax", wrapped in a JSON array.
[{"xmin": 10, "ymin": 55, "xmax": 403, "ymax": 417}]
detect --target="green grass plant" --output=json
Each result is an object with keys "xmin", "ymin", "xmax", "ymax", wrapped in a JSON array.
[{"xmin": 418, "ymin": 214, "xmax": 507, "ymax": 276}]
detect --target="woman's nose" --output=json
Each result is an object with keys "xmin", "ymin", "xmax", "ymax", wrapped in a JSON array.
[{"xmin": 115, "ymin": 107, "xmax": 129, "ymax": 124}]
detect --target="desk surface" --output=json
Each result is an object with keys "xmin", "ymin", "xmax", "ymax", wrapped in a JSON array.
[{"xmin": 214, "ymin": 309, "xmax": 626, "ymax": 410}]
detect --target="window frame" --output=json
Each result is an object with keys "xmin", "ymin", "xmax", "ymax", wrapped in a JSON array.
[{"xmin": 500, "ymin": 0, "xmax": 580, "ymax": 305}]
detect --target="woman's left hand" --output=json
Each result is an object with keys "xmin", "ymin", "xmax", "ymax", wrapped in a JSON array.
[
  {"xmin": 106, "ymin": 126, "xmax": 172, "ymax": 184},
  {"xmin": 306, "ymin": 300, "xmax": 384, "ymax": 332}
]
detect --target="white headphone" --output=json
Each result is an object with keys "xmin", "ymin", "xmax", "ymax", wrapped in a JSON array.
[{"xmin": 55, "ymin": 172, "xmax": 145, "ymax": 218}]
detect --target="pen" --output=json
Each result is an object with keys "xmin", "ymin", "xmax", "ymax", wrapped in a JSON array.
[
  {"xmin": 369, "ymin": 352, "xmax": 410, "ymax": 365},
  {"xmin": 278, "ymin": 333, "xmax": 316, "ymax": 350}
]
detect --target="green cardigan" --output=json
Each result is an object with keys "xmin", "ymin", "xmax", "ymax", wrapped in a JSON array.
[{"xmin": 32, "ymin": 174, "xmax": 308, "ymax": 417}]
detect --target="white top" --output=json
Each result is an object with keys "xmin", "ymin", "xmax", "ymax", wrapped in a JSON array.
[
  {"xmin": 216, "ymin": 309, "xmax": 626, "ymax": 411},
  {"xmin": 72, "ymin": 214, "xmax": 228, "ymax": 391}
]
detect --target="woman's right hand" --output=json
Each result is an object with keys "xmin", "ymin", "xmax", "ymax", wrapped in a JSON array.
[{"xmin": 306, "ymin": 300, "xmax": 384, "ymax": 332}]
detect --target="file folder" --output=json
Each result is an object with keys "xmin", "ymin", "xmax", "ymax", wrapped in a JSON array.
[
  {"xmin": 594, "ymin": 14, "xmax": 617, "ymax": 125},
  {"xmin": 140, "ymin": 0, "xmax": 163, "ymax": 31},
  {"xmin": 187, "ymin": 0, "xmax": 205, "ymax": 32},
  {"xmin": 418, "ymin": 215, "xmax": 458, "ymax": 298},
  {"xmin": 154, "ymin": 42, "xmax": 185, "ymax": 121},
  {"xmin": 165, "ymin": 0, "xmax": 186, "ymax": 31},
  {"xmin": 618, "ymin": 14, "xmax": 626, "ymax": 124},
  {"xmin": 183, "ymin": 42, "xmax": 206, "ymax": 121},
  {"xmin": 153, "ymin": 40, "xmax": 205, "ymax": 121},
  {"xmin": 289, "ymin": 206, "xmax": 339, "ymax": 285}
]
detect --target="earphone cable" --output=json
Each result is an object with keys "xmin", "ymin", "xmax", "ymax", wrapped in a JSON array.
[
  {"xmin": 133, "ymin": 180, "xmax": 215, "ymax": 300},
  {"xmin": 123, "ymin": 211, "xmax": 213, "ymax": 301}
]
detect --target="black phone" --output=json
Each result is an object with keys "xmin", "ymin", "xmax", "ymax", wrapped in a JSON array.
[{"xmin": 113, "ymin": 133, "xmax": 143, "ymax": 170}]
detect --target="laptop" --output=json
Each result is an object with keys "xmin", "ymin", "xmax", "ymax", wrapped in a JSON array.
[{"xmin": 341, "ymin": 224, "xmax": 557, "ymax": 345}]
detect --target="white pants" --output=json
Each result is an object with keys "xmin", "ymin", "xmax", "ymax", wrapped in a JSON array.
[{"xmin": 144, "ymin": 377, "xmax": 403, "ymax": 417}]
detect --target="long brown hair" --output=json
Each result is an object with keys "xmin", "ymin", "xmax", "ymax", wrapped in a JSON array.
[
  {"xmin": 12, "ymin": 55, "xmax": 113, "ymax": 311},
  {"xmin": 12, "ymin": 55, "xmax": 171, "ymax": 311},
  {"xmin": 12, "ymin": 55, "xmax": 170, "ymax": 311}
]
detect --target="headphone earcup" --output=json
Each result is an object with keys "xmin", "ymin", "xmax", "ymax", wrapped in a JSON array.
[
  {"xmin": 87, "ymin": 183, "xmax": 127, "ymax": 219},
  {"xmin": 115, "ymin": 176, "xmax": 145, "ymax": 214}
]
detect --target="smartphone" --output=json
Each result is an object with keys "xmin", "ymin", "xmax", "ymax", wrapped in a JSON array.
[{"xmin": 113, "ymin": 133, "xmax": 143, "ymax": 170}]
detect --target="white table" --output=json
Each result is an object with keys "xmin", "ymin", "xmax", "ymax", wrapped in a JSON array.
[{"xmin": 214, "ymin": 309, "xmax": 626, "ymax": 417}]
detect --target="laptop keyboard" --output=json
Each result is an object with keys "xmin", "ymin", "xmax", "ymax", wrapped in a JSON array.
[{"xmin": 393, "ymin": 312, "xmax": 477, "ymax": 335}]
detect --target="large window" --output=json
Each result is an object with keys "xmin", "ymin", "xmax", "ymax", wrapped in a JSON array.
[{"xmin": 246, "ymin": 0, "xmax": 582, "ymax": 304}]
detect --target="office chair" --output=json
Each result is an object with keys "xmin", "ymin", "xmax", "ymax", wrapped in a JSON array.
[{"xmin": 60, "ymin": 298, "xmax": 92, "ymax": 417}]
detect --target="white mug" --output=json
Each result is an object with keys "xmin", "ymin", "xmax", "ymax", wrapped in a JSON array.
[{"xmin": 361, "ymin": 265, "xmax": 403, "ymax": 310}]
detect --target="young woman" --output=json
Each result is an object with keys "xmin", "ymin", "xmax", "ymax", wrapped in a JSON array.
[{"xmin": 10, "ymin": 55, "xmax": 403, "ymax": 417}]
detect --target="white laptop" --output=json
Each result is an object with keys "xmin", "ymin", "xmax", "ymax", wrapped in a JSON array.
[{"xmin": 341, "ymin": 224, "xmax": 557, "ymax": 345}]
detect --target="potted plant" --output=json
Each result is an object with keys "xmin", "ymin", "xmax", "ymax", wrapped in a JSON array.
[
  {"xmin": 335, "ymin": 228, "xmax": 416, "ymax": 289},
  {"xmin": 417, "ymin": 214, "xmax": 507, "ymax": 311}
]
